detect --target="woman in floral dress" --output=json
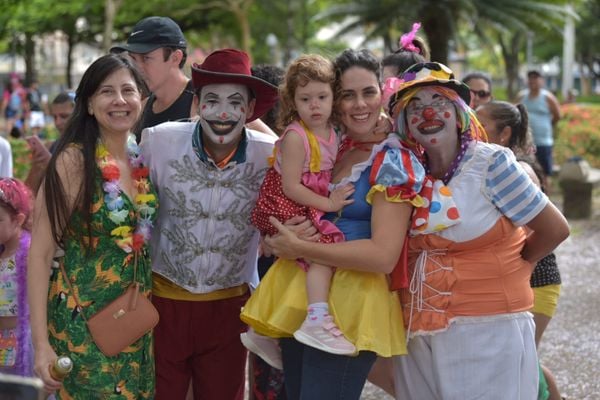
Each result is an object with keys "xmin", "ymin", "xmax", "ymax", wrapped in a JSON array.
[{"xmin": 28, "ymin": 54, "xmax": 157, "ymax": 399}]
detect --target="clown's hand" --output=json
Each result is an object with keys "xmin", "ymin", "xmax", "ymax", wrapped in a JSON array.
[{"xmin": 282, "ymin": 215, "xmax": 320, "ymax": 242}]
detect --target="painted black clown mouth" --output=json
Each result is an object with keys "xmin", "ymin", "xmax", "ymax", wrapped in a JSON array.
[{"xmin": 204, "ymin": 119, "xmax": 240, "ymax": 135}]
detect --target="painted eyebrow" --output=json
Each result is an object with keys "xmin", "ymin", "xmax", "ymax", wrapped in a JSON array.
[
  {"xmin": 411, "ymin": 93, "xmax": 442, "ymax": 102},
  {"xmin": 203, "ymin": 92, "xmax": 245, "ymax": 99}
]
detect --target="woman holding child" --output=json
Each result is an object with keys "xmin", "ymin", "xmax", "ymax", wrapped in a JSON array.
[{"xmin": 242, "ymin": 48, "xmax": 425, "ymax": 399}]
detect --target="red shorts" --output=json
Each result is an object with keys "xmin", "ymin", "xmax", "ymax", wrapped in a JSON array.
[{"xmin": 153, "ymin": 292, "xmax": 250, "ymax": 400}]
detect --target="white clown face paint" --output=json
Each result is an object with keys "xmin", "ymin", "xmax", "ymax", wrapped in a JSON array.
[
  {"xmin": 198, "ymin": 83, "xmax": 255, "ymax": 146},
  {"xmin": 406, "ymin": 87, "xmax": 458, "ymax": 151}
]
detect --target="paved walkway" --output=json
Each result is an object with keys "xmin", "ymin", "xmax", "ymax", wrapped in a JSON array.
[{"xmin": 540, "ymin": 215, "xmax": 600, "ymax": 399}]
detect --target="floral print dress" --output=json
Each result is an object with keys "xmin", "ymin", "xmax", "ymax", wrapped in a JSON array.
[{"xmin": 47, "ymin": 150, "xmax": 157, "ymax": 399}]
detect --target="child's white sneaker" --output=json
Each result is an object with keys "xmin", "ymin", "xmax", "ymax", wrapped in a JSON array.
[
  {"xmin": 293, "ymin": 316, "xmax": 356, "ymax": 355},
  {"xmin": 240, "ymin": 329, "xmax": 283, "ymax": 370}
]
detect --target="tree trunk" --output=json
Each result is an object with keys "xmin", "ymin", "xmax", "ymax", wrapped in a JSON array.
[
  {"xmin": 499, "ymin": 33, "xmax": 524, "ymax": 102},
  {"xmin": 24, "ymin": 33, "xmax": 36, "ymax": 85},
  {"xmin": 420, "ymin": 12, "xmax": 451, "ymax": 64},
  {"xmin": 578, "ymin": 54, "xmax": 591, "ymax": 96},
  {"xmin": 102, "ymin": 0, "xmax": 123, "ymax": 53},
  {"xmin": 383, "ymin": 32, "xmax": 393, "ymax": 54},
  {"xmin": 284, "ymin": 0, "xmax": 294, "ymax": 65},
  {"xmin": 230, "ymin": 0, "xmax": 253, "ymax": 58},
  {"xmin": 66, "ymin": 34, "xmax": 75, "ymax": 89}
]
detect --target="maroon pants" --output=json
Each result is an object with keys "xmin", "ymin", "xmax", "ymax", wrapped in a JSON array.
[{"xmin": 153, "ymin": 293, "xmax": 250, "ymax": 400}]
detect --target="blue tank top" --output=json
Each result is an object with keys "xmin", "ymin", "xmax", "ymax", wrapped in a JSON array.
[
  {"xmin": 324, "ymin": 166, "xmax": 372, "ymax": 241},
  {"xmin": 521, "ymin": 89, "xmax": 553, "ymax": 146}
]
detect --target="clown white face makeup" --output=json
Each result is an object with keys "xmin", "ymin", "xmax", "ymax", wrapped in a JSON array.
[
  {"xmin": 199, "ymin": 83, "xmax": 255, "ymax": 146},
  {"xmin": 406, "ymin": 87, "xmax": 458, "ymax": 151}
]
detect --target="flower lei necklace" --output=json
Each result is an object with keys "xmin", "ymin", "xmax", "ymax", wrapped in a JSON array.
[{"xmin": 96, "ymin": 135, "xmax": 156, "ymax": 253}]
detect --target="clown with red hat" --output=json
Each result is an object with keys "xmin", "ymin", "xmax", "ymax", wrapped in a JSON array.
[{"xmin": 140, "ymin": 48, "xmax": 278, "ymax": 400}]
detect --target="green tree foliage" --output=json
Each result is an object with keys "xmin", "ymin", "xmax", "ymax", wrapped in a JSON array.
[
  {"xmin": 4, "ymin": 0, "xmax": 590, "ymax": 101},
  {"xmin": 317, "ymin": 0, "xmax": 472, "ymax": 62},
  {"xmin": 576, "ymin": 0, "xmax": 600, "ymax": 80},
  {"xmin": 250, "ymin": 0, "xmax": 338, "ymax": 65},
  {"xmin": 2, "ymin": 0, "xmax": 104, "ymax": 87},
  {"xmin": 469, "ymin": 0, "xmax": 574, "ymax": 100},
  {"xmin": 318, "ymin": 0, "xmax": 574, "ymax": 99}
]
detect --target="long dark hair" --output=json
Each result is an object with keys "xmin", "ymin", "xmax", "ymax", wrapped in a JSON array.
[{"xmin": 44, "ymin": 53, "xmax": 147, "ymax": 250}]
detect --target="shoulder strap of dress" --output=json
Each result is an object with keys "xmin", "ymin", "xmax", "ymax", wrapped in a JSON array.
[{"xmin": 279, "ymin": 121, "xmax": 319, "ymax": 172}]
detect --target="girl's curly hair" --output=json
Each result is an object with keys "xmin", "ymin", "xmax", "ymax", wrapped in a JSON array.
[{"xmin": 277, "ymin": 54, "xmax": 337, "ymax": 132}]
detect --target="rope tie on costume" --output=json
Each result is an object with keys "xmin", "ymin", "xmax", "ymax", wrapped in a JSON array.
[{"xmin": 406, "ymin": 248, "xmax": 451, "ymax": 343}]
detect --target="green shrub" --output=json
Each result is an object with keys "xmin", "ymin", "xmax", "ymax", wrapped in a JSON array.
[
  {"xmin": 555, "ymin": 103, "xmax": 600, "ymax": 168},
  {"xmin": 9, "ymin": 138, "xmax": 32, "ymax": 181}
]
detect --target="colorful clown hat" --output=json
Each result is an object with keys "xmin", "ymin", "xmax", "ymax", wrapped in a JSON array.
[{"xmin": 389, "ymin": 62, "xmax": 471, "ymax": 112}]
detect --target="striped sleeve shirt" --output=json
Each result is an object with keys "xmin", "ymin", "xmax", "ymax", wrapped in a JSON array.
[{"xmin": 484, "ymin": 148, "xmax": 548, "ymax": 226}]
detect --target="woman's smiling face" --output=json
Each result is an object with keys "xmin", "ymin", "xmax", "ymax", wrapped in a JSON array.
[
  {"xmin": 406, "ymin": 87, "xmax": 458, "ymax": 151},
  {"xmin": 88, "ymin": 68, "xmax": 142, "ymax": 137},
  {"xmin": 338, "ymin": 66, "xmax": 382, "ymax": 138}
]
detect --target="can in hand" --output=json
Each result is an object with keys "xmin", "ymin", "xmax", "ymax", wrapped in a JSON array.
[{"xmin": 49, "ymin": 356, "xmax": 73, "ymax": 381}]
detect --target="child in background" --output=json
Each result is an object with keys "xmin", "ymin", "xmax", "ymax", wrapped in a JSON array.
[
  {"xmin": 0, "ymin": 178, "xmax": 33, "ymax": 377},
  {"xmin": 242, "ymin": 54, "xmax": 356, "ymax": 365}
]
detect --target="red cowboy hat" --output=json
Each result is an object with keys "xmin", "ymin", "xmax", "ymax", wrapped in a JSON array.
[{"xmin": 192, "ymin": 48, "xmax": 279, "ymax": 122}]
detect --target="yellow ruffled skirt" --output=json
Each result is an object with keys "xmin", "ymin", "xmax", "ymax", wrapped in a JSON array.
[{"xmin": 240, "ymin": 258, "xmax": 407, "ymax": 357}]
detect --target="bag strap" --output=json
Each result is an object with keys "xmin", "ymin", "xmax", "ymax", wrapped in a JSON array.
[
  {"xmin": 58, "ymin": 251, "xmax": 141, "ymax": 320},
  {"xmin": 58, "ymin": 261, "xmax": 89, "ymax": 322}
]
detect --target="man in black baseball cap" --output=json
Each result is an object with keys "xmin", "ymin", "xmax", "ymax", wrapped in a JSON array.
[
  {"xmin": 111, "ymin": 16, "xmax": 187, "ymax": 53},
  {"xmin": 111, "ymin": 16, "xmax": 195, "ymax": 141}
]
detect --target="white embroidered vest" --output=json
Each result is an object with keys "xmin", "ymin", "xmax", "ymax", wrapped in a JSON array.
[{"xmin": 142, "ymin": 122, "xmax": 275, "ymax": 293}]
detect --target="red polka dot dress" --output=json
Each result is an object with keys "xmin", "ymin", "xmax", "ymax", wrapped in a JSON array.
[{"xmin": 251, "ymin": 121, "xmax": 344, "ymax": 251}]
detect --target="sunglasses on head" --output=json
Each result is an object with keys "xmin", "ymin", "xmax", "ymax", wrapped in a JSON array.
[{"xmin": 470, "ymin": 89, "xmax": 491, "ymax": 98}]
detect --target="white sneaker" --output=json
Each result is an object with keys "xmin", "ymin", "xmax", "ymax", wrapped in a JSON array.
[
  {"xmin": 293, "ymin": 316, "xmax": 356, "ymax": 355},
  {"xmin": 240, "ymin": 329, "xmax": 283, "ymax": 370}
]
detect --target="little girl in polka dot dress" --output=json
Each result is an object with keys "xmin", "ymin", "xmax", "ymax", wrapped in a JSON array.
[{"xmin": 242, "ymin": 54, "xmax": 357, "ymax": 365}]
